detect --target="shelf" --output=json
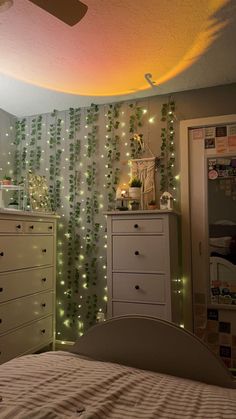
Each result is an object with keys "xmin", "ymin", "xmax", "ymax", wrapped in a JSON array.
[
  {"xmin": 0, "ymin": 185, "xmax": 24, "ymax": 191},
  {"xmin": 116, "ymin": 197, "xmax": 141, "ymax": 201}
]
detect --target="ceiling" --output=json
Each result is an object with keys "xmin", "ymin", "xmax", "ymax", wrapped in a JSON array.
[{"xmin": 0, "ymin": 0, "xmax": 236, "ymax": 117}]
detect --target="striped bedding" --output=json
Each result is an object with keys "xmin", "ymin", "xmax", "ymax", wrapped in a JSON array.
[{"xmin": 0, "ymin": 351, "xmax": 236, "ymax": 418}]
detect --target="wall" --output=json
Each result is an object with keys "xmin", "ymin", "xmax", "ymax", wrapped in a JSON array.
[
  {"xmin": 0, "ymin": 109, "xmax": 16, "ymax": 179},
  {"xmin": 1, "ymin": 83, "xmax": 236, "ymax": 342},
  {"xmin": 0, "ymin": 109, "xmax": 16, "ymax": 207},
  {"xmin": 10, "ymin": 101, "xmax": 169, "ymax": 342}
]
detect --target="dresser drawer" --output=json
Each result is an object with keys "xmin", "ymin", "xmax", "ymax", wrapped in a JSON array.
[
  {"xmin": 0, "ymin": 235, "xmax": 53, "ymax": 272},
  {"xmin": 113, "ymin": 236, "xmax": 167, "ymax": 272},
  {"xmin": 24, "ymin": 221, "xmax": 54, "ymax": 234},
  {"xmin": 0, "ymin": 219, "xmax": 23, "ymax": 234},
  {"xmin": 0, "ymin": 291, "xmax": 53, "ymax": 334},
  {"xmin": 112, "ymin": 301, "xmax": 166, "ymax": 318},
  {"xmin": 112, "ymin": 218, "xmax": 164, "ymax": 234},
  {"xmin": 0, "ymin": 316, "xmax": 53, "ymax": 364},
  {"xmin": 112, "ymin": 273, "xmax": 165, "ymax": 303},
  {"xmin": 0, "ymin": 267, "xmax": 53, "ymax": 303}
]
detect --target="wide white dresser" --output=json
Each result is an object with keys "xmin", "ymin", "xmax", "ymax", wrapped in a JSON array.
[
  {"xmin": 0, "ymin": 210, "xmax": 58, "ymax": 364},
  {"xmin": 106, "ymin": 211, "xmax": 182, "ymax": 324}
]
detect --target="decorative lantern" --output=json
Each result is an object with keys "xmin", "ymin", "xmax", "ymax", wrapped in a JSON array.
[{"xmin": 160, "ymin": 191, "xmax": 173, "ymax": 210}]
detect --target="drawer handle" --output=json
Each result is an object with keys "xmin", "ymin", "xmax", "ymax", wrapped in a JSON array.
[
  {"xmin": 134, "ymin": 224, "xmax": 139, "ymax": 229},
  {"xmin": 134, "ymin": 251, "xmax": 139, "ymax": 255},
  {"xmin": 40, "ymin": 329, "xmax": 46, "ymax": 334},
  {"xmin": 135, "ymin": 285, "xmax": 140, "ymax": 290},
  {"xmin": 29, "ymin": 225, "xmax": 34, "ymax": 230},
  {"xmin": 48, "ymin": 226, "xmax": 53, "ymax": 230},
  {"xmin": 42, "ymin": 249, "xmax": 47, "ymax": 253},
  {"xmin": 0, "ymin": 319, "xmax": 2, "ymax": 324},
  {"xmin": 16, "ymin": 224, "xmax": 22, "ymax": 229},
  {"xmin": 0, "ymin": 287, "xmax": 3, "ymax": 292},
  {"xmin": 41, "ymin": 303, "xmax": 46, "ymax": 308},
  {"xmin": 0, "ymin": 252, "xmax": 4, "ymax": 257},
  {"xmin": 41, "ymin": 277, "xmax": 47, "ymax": 282}
]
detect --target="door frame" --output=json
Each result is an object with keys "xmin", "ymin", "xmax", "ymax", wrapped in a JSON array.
[{"xmin": 179, "ymin": 114, "xmax": 236, "ymax": 332}]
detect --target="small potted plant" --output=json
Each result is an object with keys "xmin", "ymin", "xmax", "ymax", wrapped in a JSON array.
[
  {"xmin": 2, "ymin": 175, "xmax": 12, "ymax": 186},
  {"xmin": 147, "ymin": 199, "xmax": 158, "ymax": 210},
  {"xmin": 129, "ymin": 177, "xmax": 142, "ymax": 200}
]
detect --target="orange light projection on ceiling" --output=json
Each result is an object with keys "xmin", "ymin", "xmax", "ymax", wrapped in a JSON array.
[{"xmin": 0, "ymin": 0, "xmax": 229, "ymax": 97}]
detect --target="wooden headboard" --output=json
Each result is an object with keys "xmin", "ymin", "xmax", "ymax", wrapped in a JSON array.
[{"xmin": 70, "ymin": 315, "xmax": 236, "ymax": 388}]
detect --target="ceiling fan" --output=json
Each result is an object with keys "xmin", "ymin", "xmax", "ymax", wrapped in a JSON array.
[{"xmin": 0, "ymin": 0, "xmax": 88, "ymax": 26}]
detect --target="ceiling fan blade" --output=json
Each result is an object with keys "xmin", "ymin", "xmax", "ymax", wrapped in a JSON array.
[{"xmin": 28, "ymin": 0, "xmax": 88, "ymax": 26}]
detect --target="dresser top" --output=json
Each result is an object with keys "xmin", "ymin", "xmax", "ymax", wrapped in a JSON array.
[
  {"xmin": 104, "ymin": 210, "xmax": 179, "ymax": 216},
  {"xmin": 0, "ymin": 209, "xmax": 59, "ymax": 219}
]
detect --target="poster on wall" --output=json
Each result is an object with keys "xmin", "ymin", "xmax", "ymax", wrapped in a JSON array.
[
  {"xmin": 192, "ymin": 128, "xmax": 204, "ymax": 140},
  {"xmin": 215, "ymin": 137, "xmax": 228, "ymax": 154},
  {"xmin": 205, "ymin": 127, "xmax": 216, "ymax": 138},
  {"xmin": 205, "ymin": 138, "xmax": 215, "ymax": 149},
  {"xmin": 203, "ymin": 124, "xmax": 236, "ymax": 154},
  {"xmin": 228, "ymin": 125, "xmax": 236, "ymax": 136},
  {"xmin": 216, "ymin": 126, "xmax": 227, "ymax": 137},
  {"xmin": 228, "ymin": 136, "xmax": 236, "ymax": 152}
]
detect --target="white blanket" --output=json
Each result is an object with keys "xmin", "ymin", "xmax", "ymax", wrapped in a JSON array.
[{"xmin": 0, "ymin": 351, "xmax": 236, "ymax": 418}]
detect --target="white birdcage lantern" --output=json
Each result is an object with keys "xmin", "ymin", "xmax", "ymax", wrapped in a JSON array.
[{"xmin": 160, "ymin": 191, "xmax": 173, "ymax": 210}]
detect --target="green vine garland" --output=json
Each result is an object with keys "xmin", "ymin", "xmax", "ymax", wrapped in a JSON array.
[
  {"xmin": 66, "ymin": 107, "xmax": 81, "ymax": 325},
  {"xmin": 129, "ymin": 103, "xmax": 144, "ymax": 158},
  {"xmin": 84, "ymin": 103, "xmax": 100, "ymax": 326},
  {"xmin": 160, "ymin": 98, "xmax": 176, "ymax": 193},
  {"xmin": 105, "ymin": 103, "xmax": 121, "ymax": 208}
]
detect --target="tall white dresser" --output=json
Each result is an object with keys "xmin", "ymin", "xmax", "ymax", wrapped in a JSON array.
[
  {"xmin": 106, "ymin": 211, "xmax": 182, "ymax": 324},
  {"xmin": 0, "ymin": 210, "xmax": 58, "ymax": 364}
]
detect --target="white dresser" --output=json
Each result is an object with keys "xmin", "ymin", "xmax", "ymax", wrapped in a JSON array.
[
  {"xmin": 0, "ymin": 210, "xmax": 57, "ymax": 364},
  {"xmin": 106, "ymin": 211, "xmax": 181, "ymax": 324}
]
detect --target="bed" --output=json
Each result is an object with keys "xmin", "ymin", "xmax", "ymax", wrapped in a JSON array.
[{"xmin": 0, "ymin": 315, "xmax": 236, "ymax": 418}]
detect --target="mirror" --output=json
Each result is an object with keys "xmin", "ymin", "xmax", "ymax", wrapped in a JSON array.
[{"xmin": 208, "ymin": 156, "xmax": 236, "ymax": 306}]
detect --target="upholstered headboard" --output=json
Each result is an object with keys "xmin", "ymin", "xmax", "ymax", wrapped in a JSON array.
[{"xmin": 70, "ymin": 315, "xmax": 236, "ymax": 388}]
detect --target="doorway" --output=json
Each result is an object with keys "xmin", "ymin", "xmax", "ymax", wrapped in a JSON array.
[{"xmin": 180, "ymin": 115, "xmax": 236, "ymax": 370}]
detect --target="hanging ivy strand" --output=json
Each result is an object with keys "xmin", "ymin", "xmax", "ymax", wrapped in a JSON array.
[
  {"xmin": 160, "ymin": 98, "xmax": 176, "ymax": 193},
  {"xmin": 129, "ymin": 103, "xmax": 144, "ymax": 158},
  {"xmin": 66, "ymin": 107, "xmax": 82, "ymax": 324},
  {"xmin": 130, "ymin": 133, "xmax": 144, "ymax": 159},
  {"xmin": 105, "ymin": 103, "xmax": 121, "ymax": 208}
]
